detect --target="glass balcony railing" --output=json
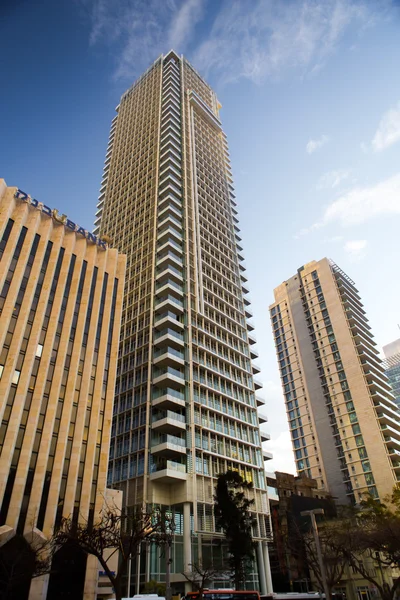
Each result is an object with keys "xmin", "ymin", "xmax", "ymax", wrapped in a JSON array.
[
  {"xmin": 151, "ymin": 459, "xmax": 186, "ymax": 473},
  {"xmin": 154, "ymin": 366, "xmax": 184, "ymax": 379},
  {"xmin": 155, "ymin": 295, "xmax": 184, "ymax": 308},
  {"xmin": 153, "ymin": 387, "xmax": 185, "ymax": 401},
  {"xmin": 156, "ymin": 264, "xmax": 183, "ymax": 278},
  {"xmin": 154, "ymin": 328, "xmax": 184, "ymax": 341},
  {"xmin": 152, "ymin": 410, "xmax": 186, "ymax": 424},
  {"xmin": 154, "ymin": 311, "xmax": 183, "ymax": 324},
  {"xmin": 152, "ymin": 433, "xmax": 186, "ymax": 447},
  {"xmin": 154, "ymin": 347, "xmax": 184, "ymax": 360},
  {"xmin": 155, "ymin": 279, "xmax": 183, "ymax": 293}
]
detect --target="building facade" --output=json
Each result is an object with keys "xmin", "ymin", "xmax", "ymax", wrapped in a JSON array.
[
  {"xmin": 269, "ymin": 258, "xmax": 400, "ymax": 505},
  {"xmin": 0, "ymin": 180, "xmax": 125, "ymax": 599},
  {"xmin": 382, "ymin": 338, "xmax": 400, "ymax": 409},
  {"xmin": 266, "ymin": 471, "xmax": 334, "ymax": 593},
  {"xmin": 93, "ymin": 50, "xmax": 272, "ymax": 593}
]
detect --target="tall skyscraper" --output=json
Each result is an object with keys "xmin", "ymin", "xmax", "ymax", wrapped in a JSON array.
[
  {"xmin": 382, "ymin": 338, "xmax": 400, "ymax": 409},
  {"xmin": 0, "ymin": 180, "xmax": 125, "ymax": 599},
  {"xmin": 270, "ymin": 258, "xmax": 400, "ymax": 505},
  {"xmin": 94, "ymin": 51, "xmax": 272, "ymax": 593}
]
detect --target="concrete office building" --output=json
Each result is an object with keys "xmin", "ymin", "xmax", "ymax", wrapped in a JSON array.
[
  {"xmin": 382, "ymin": 338, "xmax": 400, "ymax": 409},
  {"xmin": 93, "ymin": 50, "xmax": 272, "ymax": 593},
  {"xmin": 270, "ymin": 258, "xmax": 400, "ymax": 505},
  {"xmin": 0, "ymin": 180, "xmax": 125, "ymax": 599}
]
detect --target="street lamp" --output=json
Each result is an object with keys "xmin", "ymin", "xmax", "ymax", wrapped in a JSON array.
[{"xmin": 300, "ymin": 508, "xmax": 330, "ymax": 600}]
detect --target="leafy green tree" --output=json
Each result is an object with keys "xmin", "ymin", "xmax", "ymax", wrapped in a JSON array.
[
  {"xmin": 214, "ymin": 471, "xmax": 255, "ymax": 590},
  {"xmin": 142, "ymin": 579, "xmax": 166, "ymax": 595}
]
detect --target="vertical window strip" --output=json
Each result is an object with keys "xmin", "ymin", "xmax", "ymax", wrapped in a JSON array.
[{"xmin": 0, "ymin": 219, "xmax": 14, "ymax": 262}]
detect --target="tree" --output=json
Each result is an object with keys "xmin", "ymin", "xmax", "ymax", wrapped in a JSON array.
[
  {"xmin": 182, "ymin": 560, "xmax": 232, "ymax": 599},
  {"xmin": 295, "ymin": 520, "xmax": 346, "ymax": 596},
  {"xmin": 331, "ymin": 488, "xmax": 400, "ymax": 600},
  {"xmin": 214, "ymin": 471, "xmax": 255, "ymax": 590},
  {"xmin": 53, "ymin": 504, "xmax": 174, "ymax": 600},
  {"xmin": 142, "ymin": 579, "xmax": 166, "ymax": 595}
]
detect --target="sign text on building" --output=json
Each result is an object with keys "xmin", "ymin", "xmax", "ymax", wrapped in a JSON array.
[{"xmin": 15, "ymin": 189, "xmax": 107, "ymax": 249}]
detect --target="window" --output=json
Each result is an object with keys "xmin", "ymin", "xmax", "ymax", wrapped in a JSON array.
[
  {"xmin": 36, "ymin": 344, "xmax": 43, "ymax": 358},
  {"xmin": 12, "ymin": 370, "xmax": 20, "ymax": 385}
]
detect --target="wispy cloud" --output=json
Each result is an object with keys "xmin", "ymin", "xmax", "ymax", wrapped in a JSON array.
[
  {"xmin": 192, "ymin": 0, "xmax": 391, "ymax": 85},
  {"xmin": 372, "ymin": 100, "xmax": 400, "ymax": 152},
  {"xmin": 82, "ymin": 0, "xmax": 205, "ymax": 80},
  {"xmin": 168, "ymin": 0, "xmax": 204, "ymax": 50},
  {"xmin": 297, "ymin": 172, "xmax": 400, "ymax": 236},
  {"xmin": 306, "ymin": 134, "xmax": 329, "ymax": 154},
  {"xmin": 344, "ymin": 239, "xmax": 367, "ymax": 259},
  {"xmin": 316, "ymin": 168, "xmax": 351, "ymax": 189},
  {"xmin": 81, "ymin": 0, "xmax": 394, "ymax": 84}
]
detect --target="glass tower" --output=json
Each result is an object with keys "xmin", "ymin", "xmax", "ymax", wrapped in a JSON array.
[{"xmin": 94, "ymin": 51, "xmax": 272, "ymax": 593}]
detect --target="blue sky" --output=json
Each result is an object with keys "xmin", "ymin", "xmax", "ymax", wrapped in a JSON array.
[{"xmin": 2, "ymin": 0, "xmax": 400, "ymax": 474}]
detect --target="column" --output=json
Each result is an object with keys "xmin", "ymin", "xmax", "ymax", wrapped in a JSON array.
[
  {"xmin": 29, "ymin": 574, "xmax": 49, "ymax": 600},
  {"xmin": 257, "ymin": 541, "xmax": 267, "ymax": 595},
  {"xmin": 263, "ymin": 542, "xmax": 273, "ymax": 593},
  {"xmin": 183, "ymin": 502, "xmax": 192, "ymax": 593}
]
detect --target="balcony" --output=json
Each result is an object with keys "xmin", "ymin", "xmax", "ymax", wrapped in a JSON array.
[
  {"xmin": 155, "ymin": 279, "xmax": 184, "ymax": 299},
  {"xmin": 158, "ymin": 202, "xmax": 182, "ymax": 222},
  {"xmin": 156, "ymin": 250, "xmax": 183, "ymax": 271},
  {"xmin": 246, "ymin": 320, "xmax": 255, "ymax": 332},
  {"xmin": 154, "ymin": 311, "xmax": 184, "ymax": 331},
  {"xmin": 152, "ymin": 387, "xmax": 185, "ymax": 410},
  {"xmin": 154, "ymin": 346, "xmax": 185, "ymax": 368},
  {"xmin": 253, "ymin": 377, "xmax": 263, "ymax": 390},
  {"xmin": 149, "ymin": 460, "xmax": 187, "ymax": 483},
  {"xmin": 365, "ymin": 373, "xmax": 393, "ymax": 396},
  {"xmin": 154, "ymin": 327, "xmax": 184, "ymax": 348},
  {"xmin": 151, "ymin": 433, "xmax": 187, "ymax": 458},
  {"xmin": 250, "ymin": 347, "xmax": 259, "ymax": 360},
  {"xmin": 155, "ymin": 294, "xmax": 184, "ymax": 314},
  {"xmin": 248, "ymin": 333, "xmax": 257, "ymax": 345},
  {"xmin": 156, "ymin": 265, "xmax": 183, "ymax": 285},
  {"xmin": 157, "ymin": 225, "xmax": 182, "ymax": 246},
  {"xmin": 153, "ymin": 365, "xmax": 185, "ymax": 389},
  {"xmin": 157, "ymin": 237, "xmax": 183, "ymax": 256},
  {"xmin": 258, "ymin": 413, "xmax": 268, "ymax": 424},
  {"xmin": 152, "ymin": 410, "xmax": 186, "ymax": 434},
  {"xmin": 256, "ymin": 396, "xmax": 265, "ymax": 407},
  {"xmin": 261, "ymin": 431, "xmax": 270, "ymax": 442},
  {"xmin": 252, "ymin": 363, "xmax": 261, "ymax": 375},
  {"xmin": 263, "ymin": 450, "xmax": 273, "ymax": 461},
  {"xmin": 245, "ymin": 306, "xmax": 253, "ymax": 318}
]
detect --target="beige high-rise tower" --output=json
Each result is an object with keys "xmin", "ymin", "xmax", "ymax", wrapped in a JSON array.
[
  {"xmin": 0, "ymin": 180, "xmax": 125, "ymax": 599},
  {"xmin": 270, "ymin": 258, "xmax": 400, "ymax": 505},
  {"xmin": 94, "ymin": 51, "xmax": 272, "ymax": 594}
]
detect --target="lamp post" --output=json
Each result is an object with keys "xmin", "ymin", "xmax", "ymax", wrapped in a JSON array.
[{"xmin": 300, "ymin": 508, "xmax": 330, "ymax": 600}]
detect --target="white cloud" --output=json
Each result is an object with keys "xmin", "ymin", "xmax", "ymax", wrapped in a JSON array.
[
  {"xmin": 298, "ymin": 172, "xmax": 400, "ymax": 235},
  {"xmin": 264, "ymin": 431, "xmax": 296, "ymax": 475},
  {"xmin": 344, "ymin": 239, "xmax": 367, "ymax": 259},
  {"xmin": 192, "ymin": 0, "xmax": 391, "ymax": 85},
  {"xmin": 167, "ymin": 0, "xmax": 204, "ymax": 50},
  {"xmin": 82, "ymin": 0, "xmax": 394, "ymax": 84},
  {"xmin": 306, "ymin": 134, "xmax": 329, "ymax": 154},
  {"xmin": 82, "ymin": 0, "xmax": 205, "ymax": 80},
  {"xmin": 372, "ymin": 101, "xmax": 400, "ymax": 152},
  {"xmin": 316, "ymin": 168, "xmax": 351, "ymax": 189}
]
